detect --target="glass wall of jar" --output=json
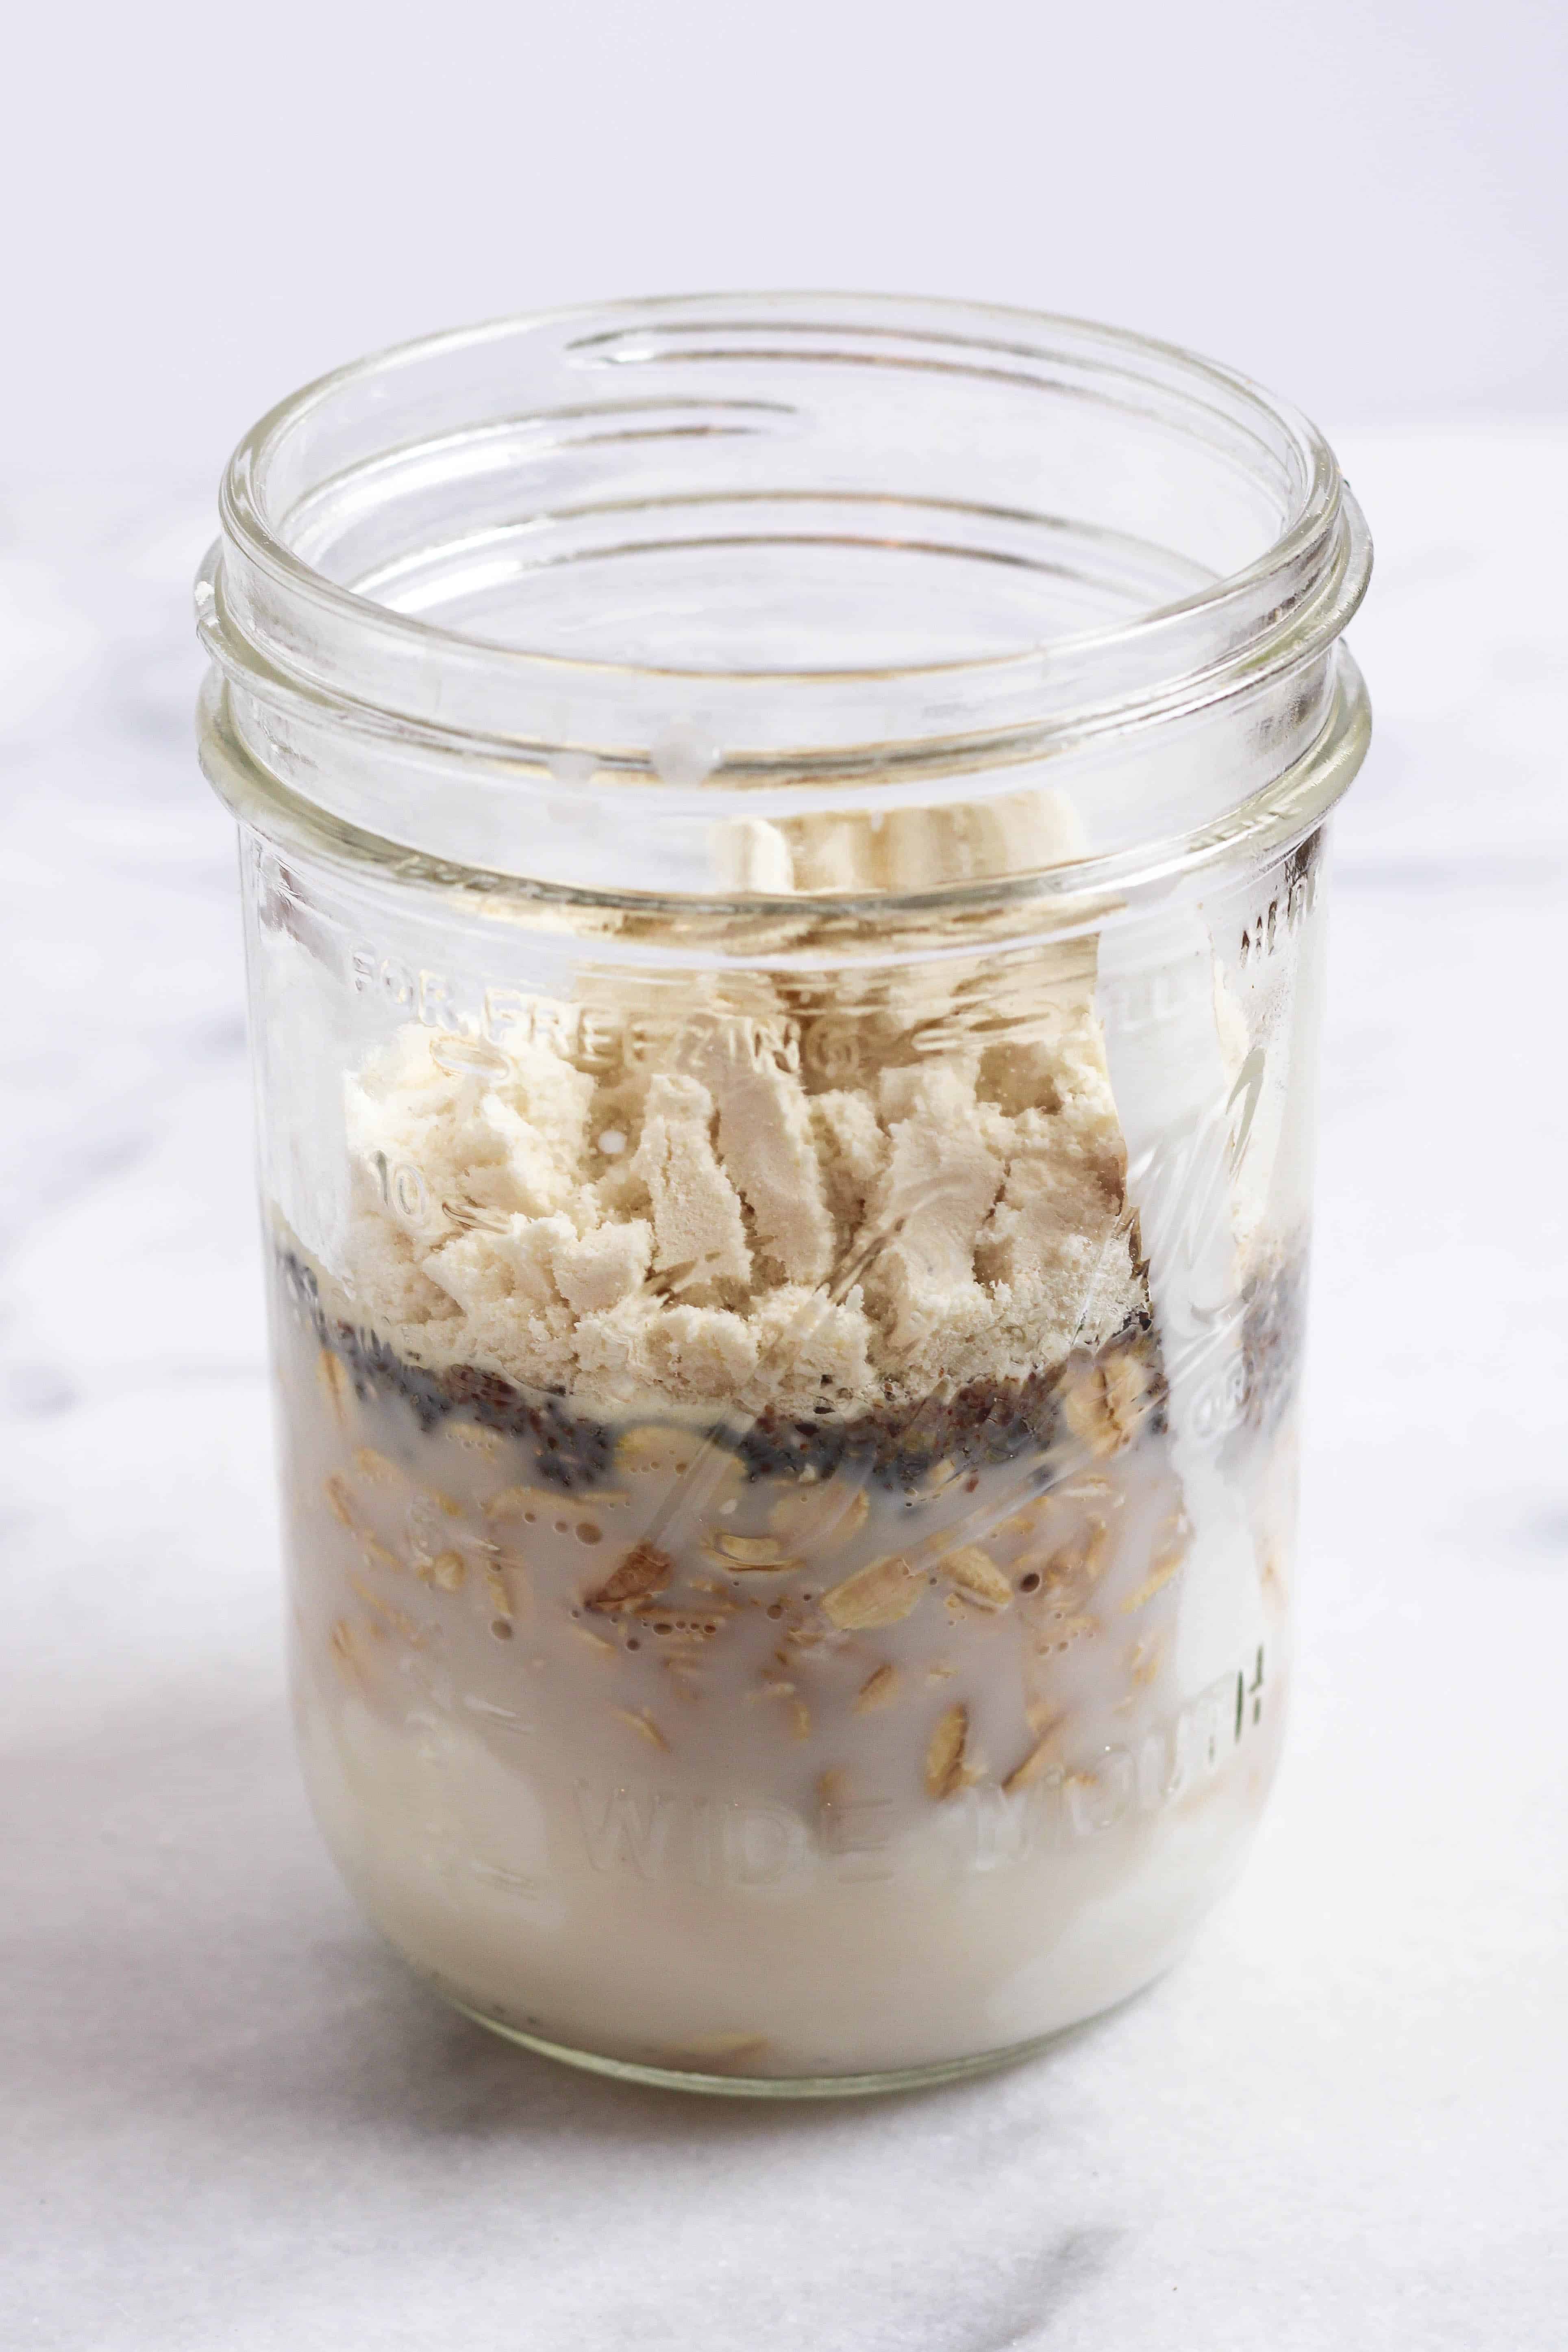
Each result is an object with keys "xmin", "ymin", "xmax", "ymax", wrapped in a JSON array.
[{"xmin": 197, "ymin": 296, "xmax": 1370, "ymax": 2094}]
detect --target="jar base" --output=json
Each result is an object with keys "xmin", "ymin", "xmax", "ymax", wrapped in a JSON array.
[{"xmin": 448, "ymin": 1996, "xmax": 1074, "ymax": 2100}]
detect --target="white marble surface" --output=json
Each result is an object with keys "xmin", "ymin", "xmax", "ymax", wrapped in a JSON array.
[{"xmin": 3, "ymin": 430, "xmax": 1566, "ymax": 2349}]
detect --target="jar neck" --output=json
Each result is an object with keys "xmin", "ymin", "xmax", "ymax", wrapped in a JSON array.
[{"xmin": 196, "ymin": 294, "xmax": 1371, "ymax": 901}]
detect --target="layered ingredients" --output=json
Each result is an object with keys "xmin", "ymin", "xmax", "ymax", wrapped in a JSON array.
[{"xmin": 274, "ymin": 893, "xmax": 1298, "ymax": 2080}]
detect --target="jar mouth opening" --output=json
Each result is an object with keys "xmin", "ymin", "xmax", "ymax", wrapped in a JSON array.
[{"xmin": 202, "ymin": 293, "xmax": 1369, "ymax": 781}]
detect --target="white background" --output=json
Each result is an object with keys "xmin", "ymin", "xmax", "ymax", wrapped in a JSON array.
[
  {"xmin": 4, "ymin": 5, "xmax": 1568, "ymax": 2345},
  {"xmin": 2, "ymin": 0, "xmax": 1564, "ymax": 484}
]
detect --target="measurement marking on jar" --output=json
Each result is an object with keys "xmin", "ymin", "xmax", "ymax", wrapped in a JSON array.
[
  {"xmin": 463, "ymin": 1695, "xmax": 538, "ymax": 1737},
  {"xmin": 470, "ymin": 1858, "xmax": 545, "ymax": 1897},
  {"xmin": 371, "ymin": 1149, "xmax": 431, "ymax": 1229},
  {"xmin": 1240, "ymin": 845, "xmax": 1319, "ymax": 965}
]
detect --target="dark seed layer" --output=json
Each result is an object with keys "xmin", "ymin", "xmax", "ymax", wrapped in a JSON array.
[
  {"xmin": 278, "ymin": 1251, "xmax": 614, "ymax": 1490},
  {"xmin": 276, "ymin": 1247, "xmax": 1170, "ymax": 1497}
]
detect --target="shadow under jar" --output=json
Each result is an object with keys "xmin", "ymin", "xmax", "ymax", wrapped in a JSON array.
[{"xmin": 196, "ymin": 295, "xmax": 1370, "ymax": 2095}]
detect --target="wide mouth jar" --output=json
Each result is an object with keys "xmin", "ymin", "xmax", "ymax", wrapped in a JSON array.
[
  {"xmin": 198, "ymin": 296, "xmax": 1370, "ymax": 2095},
  {"xmin": 197, "ymin": 291, "xmax": 1370, "ymax": 907}
]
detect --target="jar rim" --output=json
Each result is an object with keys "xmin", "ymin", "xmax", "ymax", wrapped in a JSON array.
[
  {"xmin": 231, "ymin": 295, "xmax": 1343, "ymax": 669},
  {"xmin": 209, "ymin": 294, "xmax": 1367, "ymax": 723},
  {"xmin": 197, "ymin": 292, "xmax": 1371, "ymax": 896}
]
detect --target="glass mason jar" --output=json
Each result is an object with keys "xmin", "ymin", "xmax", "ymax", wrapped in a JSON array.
[{"xmin": 196, "ymin": 295, "xmax": 1370, "ymax": 2095}]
